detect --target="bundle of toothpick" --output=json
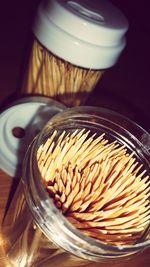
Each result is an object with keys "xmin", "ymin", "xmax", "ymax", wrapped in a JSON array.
[
  {"xmin": 22, "ymin": 40, "xmax": 103, "ymax": 106},
  {"xmin": 37, "ymin": 129, "xmax": 150, "ymax": 245}
]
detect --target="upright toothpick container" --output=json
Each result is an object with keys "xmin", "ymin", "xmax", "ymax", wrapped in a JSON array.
[{"xmin": 22, "ymin": 0, "xmax": 128, "ymax": 106}]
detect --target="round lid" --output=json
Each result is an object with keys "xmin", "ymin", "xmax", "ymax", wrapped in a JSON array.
[
  {"xmin": 0, "ymin": 97, "xmax": 65, "ymax": 177},
  {"xmin": 33, "ymin": 0, "xmax": 128, "ymax": 69}
]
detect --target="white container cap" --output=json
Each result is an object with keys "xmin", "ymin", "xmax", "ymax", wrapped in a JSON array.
[
  {"xmin": 33, "ymin": 0, "xmax": 128, "ymax": 69},
  {"xmin": 0, "ymin": 97, "xmax": 65, "ymax": 177}
]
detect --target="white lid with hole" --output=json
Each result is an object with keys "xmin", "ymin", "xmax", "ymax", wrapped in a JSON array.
[
  {"xmin": 33, "ymin": 0, "xmax": 128, "ymax": 69},
  {"xmin": 0, "ymin": 97, "xmax": 65, "ymax": 177}
]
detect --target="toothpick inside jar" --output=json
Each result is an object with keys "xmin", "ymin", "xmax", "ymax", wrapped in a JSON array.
[
  {"xmin": 22, "ymin": 40, "xmax": 103, "ymax": 107},
  {"xmin": 37, "ymin": 129, "xmax": 150, "ymax": 246}
]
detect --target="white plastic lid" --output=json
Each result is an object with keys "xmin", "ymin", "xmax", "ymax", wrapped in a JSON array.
[
  {"xmin": 0, "ymin": 97, "xmax": 65, "ymax": 177},
  {"xmin": 33, "ymin": 0, "xmax": 128, "ymax": 69}
]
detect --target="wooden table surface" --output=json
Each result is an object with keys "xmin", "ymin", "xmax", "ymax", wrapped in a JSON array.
[{"xmin": 0, "ymin": 171, "xmax": 17, "ymax": 266}]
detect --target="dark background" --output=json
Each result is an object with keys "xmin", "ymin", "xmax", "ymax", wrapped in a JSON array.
[{"xmin": 0, "ymin": 0, "xmax": 150, "ymax": 131}]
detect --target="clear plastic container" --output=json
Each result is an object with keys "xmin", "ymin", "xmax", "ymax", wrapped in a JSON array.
[
  {"xmin": 22, "ymin": 0, "xmax": 128, "ymax": 106},
  {"xmin": 2, "ymin": 107, "xmax": 150, "ymax": 267}
]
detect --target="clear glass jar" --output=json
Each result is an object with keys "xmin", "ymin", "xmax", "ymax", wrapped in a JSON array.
[
  {"xmin": 2, "ymin": 107, "xmax": 150, "ymax": 267},
  {"xmin": 22, "ymin": 39, "xmax": 104, "ymax": 107},
  {"xmin": 21, "ymin": 0, "xmax": 128, "ymax": 107}
]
